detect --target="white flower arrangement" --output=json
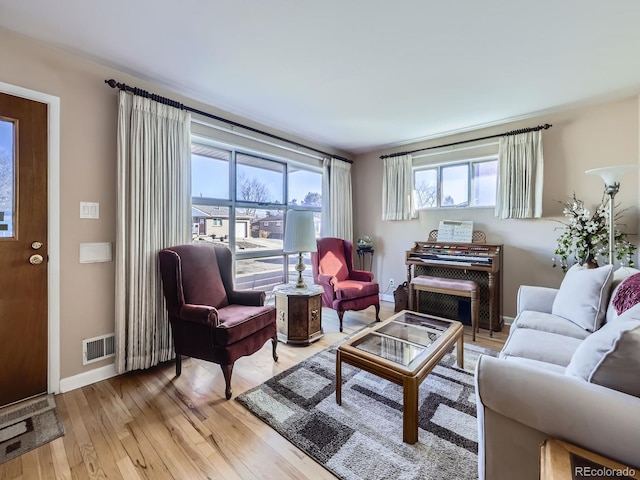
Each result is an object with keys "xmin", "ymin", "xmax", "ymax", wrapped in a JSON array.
[{"xmin": 553, "ymin": 193, "xmax": 636, "ymax": 272}]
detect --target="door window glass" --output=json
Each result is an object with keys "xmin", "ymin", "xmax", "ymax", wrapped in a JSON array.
[{"xmin": 0, "ymin": 119, "xmax": 15, "ymax": 238}]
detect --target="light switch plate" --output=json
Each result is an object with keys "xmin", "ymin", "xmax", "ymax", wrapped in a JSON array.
[{"xmin": 80, "ymin": 202, "xmax": 99, "ymax": 219}]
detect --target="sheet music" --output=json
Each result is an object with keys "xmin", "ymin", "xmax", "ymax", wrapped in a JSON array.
[{"xmin": 436, "ymin": 220, "xmax": 474, "ymax": 243}]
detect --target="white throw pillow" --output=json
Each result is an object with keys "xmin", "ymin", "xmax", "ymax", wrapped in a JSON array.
[
  {"xmin": 565, "ymin": 303, "xmax": 640, "ymax": 397},
  {"xmin": 551, "ymin": 264, "xmax": 613, "ymax": 332}
]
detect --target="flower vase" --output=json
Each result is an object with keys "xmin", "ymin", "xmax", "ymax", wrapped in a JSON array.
[{"xmin": 582, "ymin": 254, "xmax": 598, "ymax": 269}]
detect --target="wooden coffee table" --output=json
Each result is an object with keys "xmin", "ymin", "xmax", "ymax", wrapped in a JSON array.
[{"xmin": 336, "ymin": 309, "xmax": 464, "ymax": 444}]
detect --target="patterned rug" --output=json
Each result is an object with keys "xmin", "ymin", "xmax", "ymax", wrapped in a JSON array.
[
  {"xmin": 237, "ymin": 341, "xmax": 498, "ymax": 480},
  {"xmin": 0, "ymin": 395, "xmax": 65, "ymax": 464}
]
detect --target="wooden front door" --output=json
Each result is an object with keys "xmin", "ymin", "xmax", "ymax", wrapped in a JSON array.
[{"xmin": 0, "ymin": 92, "xmax": 48, "ymax": 407}]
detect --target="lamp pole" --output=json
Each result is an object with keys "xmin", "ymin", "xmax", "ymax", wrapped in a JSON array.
[{"xmin": 604, "ymin": 182, "xmax": 620, "ymax": 265}]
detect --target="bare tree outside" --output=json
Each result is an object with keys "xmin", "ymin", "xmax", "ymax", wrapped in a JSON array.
[
  {"xmin": 415, "ymin": 180, "xmax": 436, "ymax": 208},
  {"xmin": 0, "ymin": 150, "xmax": 12, "ymax": 212},
  {"xmin": 238, "ymin": 172, "xmax": 271, "ymax": 216},
  {"xmin": 302, "ymin": 191, "xmax": 321, "ymax": 207}
]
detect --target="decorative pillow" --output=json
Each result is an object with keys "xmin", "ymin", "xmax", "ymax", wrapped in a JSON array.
[
  {"xmin": 551, "ymin": 264, "xmax": 613, "ymax": 332},
  {"xmin": 606, "ymin": 267, "xmax": 640, "ymax": 323},
  {"xmin": 612, "ymin": 272, "xmax": 640, "ymax": 315},
  {"xmin": 565, "ymin": 304, "xmax": 640, "ymax": 397}
]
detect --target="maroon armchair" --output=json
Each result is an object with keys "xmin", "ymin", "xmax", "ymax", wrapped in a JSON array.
[
  {"xmin": 311, "ymin": 237, "xmax": 381, "ymax": 332},
  {"xmin": 159, "ymin": 243, "xmax": 277, "ymax": 399}
]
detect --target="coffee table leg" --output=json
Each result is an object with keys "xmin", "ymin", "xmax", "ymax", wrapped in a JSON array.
[
  {"xmin": 457, "ymin": 332, "xmax": 464, "ymax": 369},
  {"xmin": 336, "ymin": 350, "xmax": 342, "ymax": 405},
  {"xmin": 403, "ymin": 377, "xmax": 418, "ymax": 444}
]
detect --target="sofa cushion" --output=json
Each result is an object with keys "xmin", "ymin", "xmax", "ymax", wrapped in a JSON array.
[
  {"xmin": 551, "ymin": 264, "xmax": 613, "ymax": 332},
  {"xmin": 565, "ymin": 304, "xmax": 640, "ymax": 397},
  {"xmin": 606, "ymin": 267, "xmax": 640, "ymax": 323},
  {"xmin": 502, "ymin": 355, "xmax": 566, "ymax": 374},
  {"xmin": 612, "ymin": 272, "xmax": 640, "ymax": 316},
  {"xmin": 511, "ymin": 311, "xmax": 591, "ymax": 340},
  {"xmin": 500, "ymin": 328, "xmax": 583, "ymax": 367}
]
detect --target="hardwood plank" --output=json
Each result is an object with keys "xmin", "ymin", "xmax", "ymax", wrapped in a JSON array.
[
  {"xmin": 0, "ymin": 302, "xmax": 507, "ymax": 480},
  {"xmin": 49, "ymin": 438, "xmax": 71, "ymax": 480}
]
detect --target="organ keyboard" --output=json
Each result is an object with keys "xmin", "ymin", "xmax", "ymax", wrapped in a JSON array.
[{"xmin": 405, "ymin": 238, "xmax": 503, "ymax": 332}]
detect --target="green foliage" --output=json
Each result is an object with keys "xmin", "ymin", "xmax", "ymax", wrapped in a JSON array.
[{"xmin": 553, "ymin": 193, "xmax": 636, "ymax": 272}]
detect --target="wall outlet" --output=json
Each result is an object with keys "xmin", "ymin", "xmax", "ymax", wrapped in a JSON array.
[{"xmin": 389, "ymin": 278, "xmax": 395, "ymax": 288}]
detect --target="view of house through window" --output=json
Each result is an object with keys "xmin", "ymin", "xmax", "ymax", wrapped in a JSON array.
[
  {"xmin": 191, "ymin": 140, "xmax": 322, "ymax": 292},
  {"xmin": 414, "ymin": 156, "xmax": 498, "ymax": 209}
]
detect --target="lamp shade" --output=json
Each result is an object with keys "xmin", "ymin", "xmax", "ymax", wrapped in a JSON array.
[
  {"xmin": 585, "ymin": 165, "xmax": 639, "ymax": 187},
  {"xmin": 283, "ymin": 210, "xmax": 317, "ymax": 253}
]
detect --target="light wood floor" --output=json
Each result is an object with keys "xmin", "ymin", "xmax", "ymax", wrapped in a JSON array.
[{"xmin": 0, "ymin": 303, "xmax": 508, "ymax": 480}]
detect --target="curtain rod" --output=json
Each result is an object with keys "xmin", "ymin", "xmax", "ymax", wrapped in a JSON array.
[
  {"xmin": 379, "ymin": 123, "xmax": 552, "ymax": 159},
  {"xmin": 104, "ymin": 79, "xmax": 352, "ymax": 164}
]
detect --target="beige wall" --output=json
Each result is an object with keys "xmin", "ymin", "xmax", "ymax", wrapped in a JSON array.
[
  {"xmin": 2, "ymin": 24, "xmax": 638, "ymax": 381},
  {"xmin": 352, "ymin": 97, "xmax": 640, "ymax": 319},
  {"xmin": 0, "ymin": 27, "xmax": 345, "ymax": 380}
]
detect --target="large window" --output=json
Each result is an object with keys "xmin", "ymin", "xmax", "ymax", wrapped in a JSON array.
[
  {"xmin": 414, "ymin": 156, "xmax": 497, "ymax": 209},
  {"xmin": 191, "ymin": 140, "xmax": 322, "ymax": 291}
]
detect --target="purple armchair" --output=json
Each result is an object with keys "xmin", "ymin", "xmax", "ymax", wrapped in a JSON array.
[
  {"xmin": 159, "ymin": 243, "xmax": 277, "ymax": 399},
  {"xmin": 311, "ymin": 237, "xmax": 381, "ymax": 332}
]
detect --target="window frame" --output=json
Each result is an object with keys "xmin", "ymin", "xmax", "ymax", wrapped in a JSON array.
[
  {"xmin": 413, "ymin": 154, "xmax": 498, "ymax": 210},
  {"xmin": 190, "ymin": 136, "xmax": 322, "ymax": 287}
]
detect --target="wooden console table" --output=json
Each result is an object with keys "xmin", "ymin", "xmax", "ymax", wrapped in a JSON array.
[{"xmin": 540, "ymin": 439, "xmax": 639, "ymax": 480}]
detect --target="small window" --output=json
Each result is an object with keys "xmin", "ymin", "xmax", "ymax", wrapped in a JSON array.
[
  {"xmin": 212, "ymin": 218, "xmax": 223, "ymax": 227},
  {"xmin": 414, "ymin": 156, "xmax": 497, "ymax": 209},
  {"xmin": 441, "ymin": 164, "xmax": 469, "ymax": 207}
]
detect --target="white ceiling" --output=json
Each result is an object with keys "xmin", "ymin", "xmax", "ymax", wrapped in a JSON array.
[{"xmin": 2, "ymin": 1, "xmax": 640, "ymax": 154}]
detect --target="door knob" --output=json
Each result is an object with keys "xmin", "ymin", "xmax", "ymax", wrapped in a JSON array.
[
  {"xmin": 31, "ymin": 241, "xmax": 43, "ymax": 250},
  {"xmin": 29, "ymin": 254, "xmax": 44, "ymax": 265}
]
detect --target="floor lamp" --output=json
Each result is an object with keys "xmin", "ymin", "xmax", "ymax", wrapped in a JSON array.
[
  {"xmin": 585, "ymin": 165, "xmax": 639, "ymax": 264},
  {"xmin": 283, "ymin": 210, "xmax": 317, "ymax": 289}
]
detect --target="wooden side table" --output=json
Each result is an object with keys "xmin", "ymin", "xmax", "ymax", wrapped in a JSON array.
[
  {"xmin": 540, "ymin": 439, "xmax": 639, "ymax": 480},
  {"xmin": 274, "ymin": 284, "xmax": 323, "ymax": 345}
]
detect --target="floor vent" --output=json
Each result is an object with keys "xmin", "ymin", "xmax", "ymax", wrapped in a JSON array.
[{"xmin": 82, "ymin": 333, "xmax": 115, "ymax": 365}]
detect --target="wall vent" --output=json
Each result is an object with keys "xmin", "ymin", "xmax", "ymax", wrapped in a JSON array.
[{"xmin": 82, "ymin": 333, "xmax": 115, "ymax": 365}]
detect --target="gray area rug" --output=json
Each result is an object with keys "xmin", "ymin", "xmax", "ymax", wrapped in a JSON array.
[
  {"xmin": 237, "ymin": 341, "xmax": 498, "ymax": 480},
  {"xmin": 0, "ymin": 395, "xmax": 65, "ymax": 464}
]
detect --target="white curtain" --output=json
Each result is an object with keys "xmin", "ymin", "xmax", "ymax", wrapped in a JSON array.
[
  {"xmin": 115, "ymin": 91, "xmax": 191, "ymax": 374},
  {"xmin": 321, "ymin": 158, "xmax": 331, "ymax": 237},
  {"xmin": 327, "ymin": 158, "xmax": 353, "ymax": 242},
  {"xmin": 382, "ymin": 154, "xmax": 416, "ymax": 220},
  {"xmin": 495, "ymin": 131, "xmax": 544, "ymax": 219}
]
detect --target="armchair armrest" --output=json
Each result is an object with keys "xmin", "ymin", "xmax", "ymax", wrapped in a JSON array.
[
  {"xmin": 350, "ymin": 269, "xmax": 374, "ymax": 282},
  {"xmin": 227, "ymin": 289, "xmax": 265, "ymax": 306},
  {"xmin": 179, "ymin": 304, "xmax": 219, "ymax": 325},
  {"xmin": 516, "ymin": 285, "xmax": 558, "ymax": 314},
  {"xmin": 476, "ymin": 355, "xmax": 640, "ymax": 468},
  {"xmin": 317, "ymin": 273, "xmax": 336, "ymax": 287}
]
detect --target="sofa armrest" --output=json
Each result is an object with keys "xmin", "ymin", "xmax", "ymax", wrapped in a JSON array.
[
  {"xmin": 227, "ymin": 289, "xmax": 265, "ymax": 306},
  {"xmin": 179, "ymin": 304, "xmax": 219, "ymax": 325},
  {"xmin": 476, "ymin": 355, "xmax": 640, "ymax": 469},
  {"xmin": 516, "ymin": 285, "xmax": 558, "ymax": 314}
]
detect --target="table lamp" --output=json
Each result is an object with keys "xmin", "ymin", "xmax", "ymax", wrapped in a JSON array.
[
  {"xmin": 585, "ymin": 164, "xmax": 639, "ymax": 264},
  {"xmin": 283, "ymin": 210, "xmax": 317, "ymax": 289}
]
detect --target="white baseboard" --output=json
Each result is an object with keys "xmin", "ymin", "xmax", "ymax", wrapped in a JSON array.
[
  {"xmin": 503, "ymin": 315, "xmax": 514, "ymax": 326},
  {"xmin": 59, "ymin": 363, "xmax": 118, "ymax": 393},
  {"xmin": 380, "ymin": 294, "xmax": 394, "ymax": 303}
]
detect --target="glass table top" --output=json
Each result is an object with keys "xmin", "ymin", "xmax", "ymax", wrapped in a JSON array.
[{"xmin": 350, "ymin": 312, "xmax": 451, "ymax": 367}]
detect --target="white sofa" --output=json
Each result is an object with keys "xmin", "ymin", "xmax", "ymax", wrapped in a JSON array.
[{"xmin": 475, "ymin": 265, "xmax": 640, "ymax": 480}]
